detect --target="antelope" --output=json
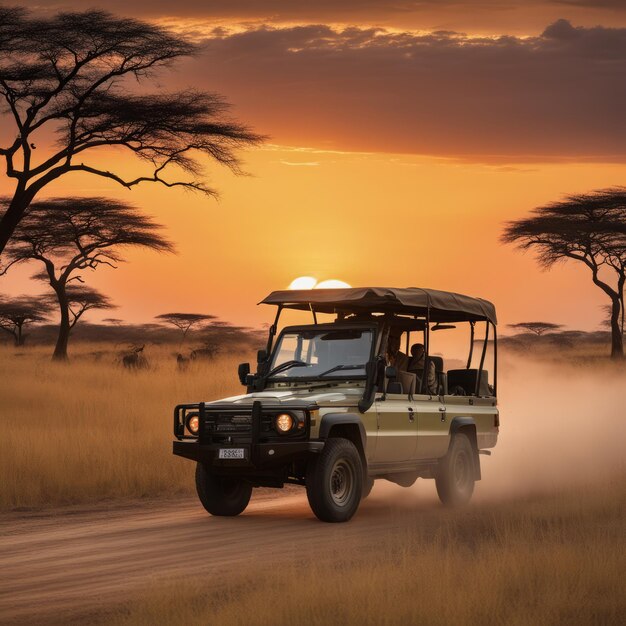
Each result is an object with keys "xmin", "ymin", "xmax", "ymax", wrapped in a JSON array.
[{"xmin": 123, "ymin": 345, "xmax": 147, "ymax": 369}]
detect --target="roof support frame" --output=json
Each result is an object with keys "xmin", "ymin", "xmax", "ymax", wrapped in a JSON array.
[{"xmin": 475, "ymin": 320, "xmax": 489, "ymax": 396}]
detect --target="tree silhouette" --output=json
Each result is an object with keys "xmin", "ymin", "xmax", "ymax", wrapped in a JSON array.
[
  {"xmin": 0, "ymin": 294, "xmax": 51, "ymax": 345},
  {"xmin": 0, "ymin": 8, "xmax": 263, "ymax": 254},
  {"xmin": 1, "ymin": 196, "xmax": 173, "ymax": 360},
  {"xmin": 155, "ymin": 312, "xmax": 216, "ymax": 342},
  {"xmin": 502, "ymin": 188, "xmax": 626, "ymax": 359},
  {"xmin": 598, "ymin": 304, "xmax": 625, "ymax": 336},
  {"xmin": 102, "ymin": 318, "xmax": 124, "ymax": 327},
  {"xmin": 42, "ymin": 284, "xmax": 115, "ymax": 330},
  {"xmin": 507, "ymin": 322, "xmax": 564, "ymax": 336},
  {"xmin": 199, "ymin": 321, "xmax": 265, "ymax": 350}
]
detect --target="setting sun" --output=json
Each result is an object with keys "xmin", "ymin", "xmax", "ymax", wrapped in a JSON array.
[
  {"xmin": 314, "ymin": 279, "xmax": 351, "ymax": 289},
  {"xmin": 287, "ymin": 277, "xmax": 352, "ymax": 289},
  {"xmin": 288, "ymin": 276, "xmax": 318, "ymax": 290}
]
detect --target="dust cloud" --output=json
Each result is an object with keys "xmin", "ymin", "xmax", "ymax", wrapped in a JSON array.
[
  {"xmin": 368, "ymin": 354, "xmax": 626, "ymax": 505},
  {"xmin": 479, "ymin": 354, "xmax": 626, "ymax": 499}
]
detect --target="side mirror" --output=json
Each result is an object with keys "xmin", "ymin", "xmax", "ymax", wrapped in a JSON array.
[
  {"xmin": 257, "ymin": 349, "xmax": 268, "ymax": 364},
  {"xmin": 238, "ymin": 362, "xmax": 250, "ymax": 386},
  {"xmin": 385, "ymin": 366, "xmax": 397, "ymax": 379}
]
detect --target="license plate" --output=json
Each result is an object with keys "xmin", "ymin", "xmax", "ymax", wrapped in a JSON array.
[{"xmin": 218, "ymin": 448, "xmax": 245, "ymax": 460}]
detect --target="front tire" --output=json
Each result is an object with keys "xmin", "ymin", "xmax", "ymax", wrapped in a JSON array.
[
  {"xmin": 435, "ymin": 433, "xmax": 476, "ymax": 506},
  {"xmin": 362, "ymin": 476, "xmax": 375, "ymax": 499},
  {"xmin": 306, "ymin": 438, "xmax": 363, "ymax": 522},
  {"xmin": 195, "ymin": 463, "xmax": 252, "ymax": 516}
]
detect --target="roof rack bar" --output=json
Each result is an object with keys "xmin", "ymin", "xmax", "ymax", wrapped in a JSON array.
[
  {"xmin": 493, "ymin": 321, "xmax": 498, "ymax": 397},
  {"xmin": 467, "ymin": 321, "xmax": 475, "ymax": 369},
  {"xmin": 422, "ymin": 306, "xmax": 430, "ymax": 394},
  {"xmin": 475, "ymin": 320, "xmax": 489, "ymax": 396},
  {"xmin": 265, "ymin": 305, "xmax": 283, "ymax": 356}
]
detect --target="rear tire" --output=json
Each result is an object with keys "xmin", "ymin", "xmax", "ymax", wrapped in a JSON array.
[
  {"xmin": 195, "ymin": 463, "xmax": 252, "ymax": 516},
  {"xmin": 306, "ymin": 438, "xmax": 363, "ymax": 522},
  {"xmin": 435, "ymin": 433, "xmax": 476, "ymax": 506}
]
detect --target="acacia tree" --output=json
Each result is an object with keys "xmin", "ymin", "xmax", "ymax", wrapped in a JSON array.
[
  {"xmin": 507, "ymin": 322, "xmax": 564, "ymax": 336},
  {"xmin": 502, "ymin": 188, "xmax": 626, "ymax": 359},
  {"xmin": 599, "ymin": 304, "xmax": 625, "ymax": 336},
  {"xmin": 155, "ymin": 313, "xmax": 216, "ymax": 342},
  {"xmin": 0, "ymin": 294, "xmax": 51, "ymax": 345},
  {"xmin": 1, "ymin": 197, "xmax": 173, "ymax": 360},
  {"xmin": 0, "ymin": 7, "xmax": 262, "ymax": 254},
  {"xmin": 42, "ymin": 283, "xmax": 114, "ymax": 332},
  {"xmin": 102, "ymin": 317, "xmax": 124, "ymax": 326}
]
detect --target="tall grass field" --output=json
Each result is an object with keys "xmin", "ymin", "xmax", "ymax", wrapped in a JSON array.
[
  {"xmin": 0, "ymin": 343, "xmax": 247, "ymax": 510},
  {"xmin": 1, "ymin": 342, "xmax": 625, "ymax": 625},
  {"xmin": 1, "ymin": 342, "xmax": 625, "ymax": 510}
]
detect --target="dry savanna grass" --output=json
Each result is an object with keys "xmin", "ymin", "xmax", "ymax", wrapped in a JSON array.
[
  {"xmin": 108, "ymin": 479, "xmax": 626, "ymax": 626},
  {"xmin": 0, "ymin": 343, "xmax": 249, "ymax": 510},
  {"xmin": 1, "ymin": 341, "xmax": 625, "ymax": 625},
  {"xmin": 1, "ymin": 342, "xmax": 625, "ymax": 511}
]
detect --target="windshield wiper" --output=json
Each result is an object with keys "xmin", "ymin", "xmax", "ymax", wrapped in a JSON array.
[
  {"xmin": 318, "ymin": 363, "xmax": 367, "ymax": 377},
  {"xmin": 265, "ymin": 359, "xmax": 308, "ymax": 378}
]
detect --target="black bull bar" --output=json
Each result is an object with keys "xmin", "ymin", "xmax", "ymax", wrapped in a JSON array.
[{"xmin": 173, "ymin": 400, "xmax": 324, "ymax": 470}]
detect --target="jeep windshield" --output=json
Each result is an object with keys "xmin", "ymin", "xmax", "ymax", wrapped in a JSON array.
[{"xmin": 268, "ymin": 328, "xmax": 374, "ymax": 380}]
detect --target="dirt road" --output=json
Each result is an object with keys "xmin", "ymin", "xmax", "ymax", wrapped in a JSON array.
[{"xmin": 0, "ymin": 485, "xmax": 441, "ymax": 625}]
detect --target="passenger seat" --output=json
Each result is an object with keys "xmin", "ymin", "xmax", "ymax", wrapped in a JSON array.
[
  {"xmin": 409, "ymin": 347, "xmax": 447, "ymax": 395},
  {"xmin": 429, "ymin": 356, "xmax": 448, "ymax": 395}
]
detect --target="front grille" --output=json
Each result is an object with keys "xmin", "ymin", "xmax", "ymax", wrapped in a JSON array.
[
  {"xmin": 203, "ymin": 412, "xmax": 272, "ymax": 437},
  {"xmin": 210, "ymin": 414, "xmax": 252, "ymax": 433}
]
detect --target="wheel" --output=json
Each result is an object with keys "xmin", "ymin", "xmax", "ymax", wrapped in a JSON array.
[
  {"xmin": 195, "ymin": 463, "xmax": 252, "ymax": 516},
  {"xmin": 306, "ymin": 438, "xmax": 363, "ymax": 522},
  {"xmin": 435, "ymin": 433, "xmax": 476, "ymax": 506},
  {"xmin": 362, "ymin": 475, "xmax": 374, "ymax": 499}
]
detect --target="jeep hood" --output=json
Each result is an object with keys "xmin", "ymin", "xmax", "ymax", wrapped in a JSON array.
[{"xmin": 206, "ymin": 387, "xmax": 361, "ymax": 408}]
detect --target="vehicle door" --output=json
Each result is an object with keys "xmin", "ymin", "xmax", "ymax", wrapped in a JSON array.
[
  {"xmin": 414, "ymin": 393, "xmax": 448, "ymax": 459},
  {"xmin": 360, "ymin": 399, "xmax": 379, "ymax": 464},
  {"xmin": 373, "ymin": 391, "xmax": 418, "ymax": 462}
]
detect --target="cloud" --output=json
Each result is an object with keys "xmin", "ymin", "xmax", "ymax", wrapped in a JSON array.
[
  {"xmin": 279, "ymin": 161, "xmax": 320, "ymax": 166},
  {"xmin": 14, "ymin": 1, "xmax": 626, "ymax": 34},
  {"xmin": 174, "ymin": 20, "xmax": 626, "ymax": 162}
]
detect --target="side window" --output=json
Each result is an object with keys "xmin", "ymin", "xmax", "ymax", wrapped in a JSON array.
[{"xmin": 428, "ymin": 321, "xmax": 496, "ymax": 397}]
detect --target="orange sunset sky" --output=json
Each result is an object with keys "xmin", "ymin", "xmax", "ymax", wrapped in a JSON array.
[{"xmin": 2, "ymin": 1, "xmax": 626, "ymax": 331}]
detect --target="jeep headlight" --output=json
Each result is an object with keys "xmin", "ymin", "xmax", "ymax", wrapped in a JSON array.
[
  {"xmin": 275, "ymin": 413, "xmax": 294, "ymax": 433},
  {"xmin": 186, "ymin": 413, "xmax": 200, "ymax": 435}
]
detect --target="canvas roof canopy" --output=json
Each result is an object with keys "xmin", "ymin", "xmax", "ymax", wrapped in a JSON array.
[{"xmin": 260, "ymin": 287, "xmax": 497, "ymax": 325}]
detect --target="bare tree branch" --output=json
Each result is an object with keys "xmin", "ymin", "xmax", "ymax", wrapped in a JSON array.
[{"xmin": 0, "ymin": 9, "xmax": 264, "ymax": 254}]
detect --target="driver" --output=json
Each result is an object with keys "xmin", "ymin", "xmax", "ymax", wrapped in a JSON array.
[{"xmin": 386, "ymin": 333, "xmax": 409, "ymax": 372}]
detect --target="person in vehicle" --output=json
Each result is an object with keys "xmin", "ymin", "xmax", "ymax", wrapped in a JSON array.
[
  {"xmin": 408, "ymin": 343, "xmax": 438, "ymax": 394},
  {"xmin": 386, "ymin": 333, "xmax": 409, "ymax": 372}
]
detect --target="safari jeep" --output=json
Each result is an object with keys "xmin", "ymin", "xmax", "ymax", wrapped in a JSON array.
[{"xmin": 173, "ymin": 287, "xmax": 499, "ymax": 523}]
